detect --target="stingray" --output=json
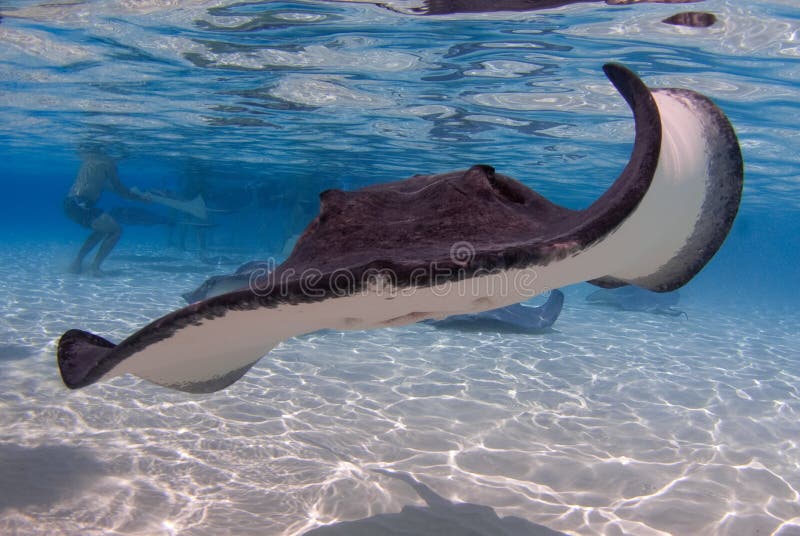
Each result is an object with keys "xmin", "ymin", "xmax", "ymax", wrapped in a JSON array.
[
  {"xmin": 181, "ymin": 260, "xmax": 273, "ymax": 304},
  {"xmin": 426, "ymin": 289, "xmax": 564, "ymax": 332},
  {"xmin": 57, "ymin": 63, "xmax": 743, "ymax": 393},
  {"xmin": 585, "ymin": 286, "xmax": 686, "ymax": 317}
]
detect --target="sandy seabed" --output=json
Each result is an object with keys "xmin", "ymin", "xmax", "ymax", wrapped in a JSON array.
[{"xmin": 0, "ymin": 243, "xmax": 798, "ymax": 536}]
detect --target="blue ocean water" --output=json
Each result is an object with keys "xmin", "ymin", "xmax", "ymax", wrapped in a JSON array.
[{"xmin": 0, "ymin": 1, "xmax": 798, "ymax": 535}]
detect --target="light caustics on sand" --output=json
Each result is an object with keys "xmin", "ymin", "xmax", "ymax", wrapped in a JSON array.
[{"xmin": 57, "ymin": 63, "xmax": 743, "ymax": 393}]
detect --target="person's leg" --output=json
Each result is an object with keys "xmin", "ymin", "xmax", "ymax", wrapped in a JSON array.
[
  {"xmin": 198, "ymin": 227, "xmax": 207, "ymax": 251},
  {"xmin": 88, "ymin": 213, "xmax": 122, "ymax": 276},
  {"xmin": 69, "ymin": 231, "xmax": 103, "ymax": 273},
  {"xmin": 178, "ymin": 223, "xmax": 188, "ymax": 250}
]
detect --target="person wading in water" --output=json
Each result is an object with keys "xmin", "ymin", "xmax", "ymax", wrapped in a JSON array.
[{"xmin": 63, "ymin": 152, "xmax": 152, "ymax": 276}]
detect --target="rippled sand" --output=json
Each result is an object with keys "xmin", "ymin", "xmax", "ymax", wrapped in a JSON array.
[{"xmin": 1, "ymin": 244, "xmax": 798, "ymax": 535}]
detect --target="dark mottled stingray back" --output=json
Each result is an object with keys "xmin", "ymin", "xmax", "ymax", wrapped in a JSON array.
[
  {"xmin": 282, "ymin": 166, "xmax": 576, "ymax": 273},
  {"xmin": 275, "ymin": 64, "xmax": 660, "ymax": 288}
]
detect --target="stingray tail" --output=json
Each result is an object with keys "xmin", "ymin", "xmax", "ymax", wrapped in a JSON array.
[{"xmin": 57, "ymin": 329, "xmax": 116, "ymax": 389}]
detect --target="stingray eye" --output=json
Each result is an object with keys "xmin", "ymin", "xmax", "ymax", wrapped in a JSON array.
[
  {"xmin": 489, "ymin": 175, "xmax": 526, "ymax": 205},
  {"xmin": 319, "ymin": 189, "xmax": 346, "ymax": 214}
]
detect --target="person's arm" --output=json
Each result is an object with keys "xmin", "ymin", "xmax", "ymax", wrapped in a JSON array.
[{"xmin": 108, "ymin": 168, "xmax": 151, "ymax": 202}]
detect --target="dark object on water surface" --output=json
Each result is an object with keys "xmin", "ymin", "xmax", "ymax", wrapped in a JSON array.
[
  {"xmin": 426, "ymin": 290, "xmax": 565, "ymax": 332},
  {"xmin": 662, "ymin": 11, "xmax": 717, "ymax": 27},
  {"xmin": 56, "ymin": 63, "xmax": 742, "ymax": 393},
  {"xmin": 353, "ymin": 0, "xmax": 703, "ymax": 16}
]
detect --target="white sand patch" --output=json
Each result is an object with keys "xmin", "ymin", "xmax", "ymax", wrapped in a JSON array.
[{"xmin": 0, "ymin": 243, "xmax": 797, "ymax": 535}]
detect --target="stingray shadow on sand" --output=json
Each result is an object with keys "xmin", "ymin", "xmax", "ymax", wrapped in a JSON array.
[
  {"xmin": 0, "ymin": 344, "xmax": 38, "ymax": 361},
  {"xmin": 0, "ymin": 443, "xmax": 107, "ymax": 512},
  {"xmin": 305, "ymin": 469, "xmax": 565, "ymax": 536}
]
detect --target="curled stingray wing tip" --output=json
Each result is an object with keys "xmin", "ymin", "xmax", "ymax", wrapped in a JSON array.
[
  {"xmin": 602, "ymin": 63, "xmax": 650, "ymax": 109},
  {"xmin": 595, "ymin": 83, "xmax": 742, "ymax": 292},
  {"xmin": 602, "ymin": 62, "xmax": 631, "ymax": 80},
  {"xmin": 58, "ymin": 326, "xmax": 261, "ymax": 393},
  {"xmin": 572, "ymin": 63, "xmax": 661, "ymax": 253},
  {"xmin": 57, "ymin": 329, "xmax": 117, "ymax": 389},
  {"xmin": 646, "ymin": 89, "xmax": 742, "ymax": 290}
]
